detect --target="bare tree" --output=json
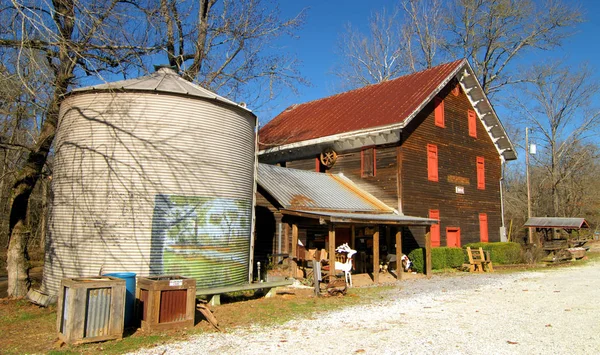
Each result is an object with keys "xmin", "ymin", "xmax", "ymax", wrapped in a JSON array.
[
  {"xmin": 151, "ymin": 0, "xmax": 307, "ymax": 106},
  {"xmin": 446, "ymin": 0, "xmax": 583, "ymax": 95},
  {"xmin": 0, "ymin": 0, "xmax": 153, "ymax": 297},
  {"xmin": 1, "ymin": 0, "xmax": 306, "ymax": 298},
  {"xmin": 509, "ymin": 61, "xmax": 600, "ymax": 218},
  {"xmin": 334, "ymin": 8, "xmax": 406, "ymax": 89},
  {"xmin": 334, "ymin": 0, "xmax": 582, "ymax": 94}
]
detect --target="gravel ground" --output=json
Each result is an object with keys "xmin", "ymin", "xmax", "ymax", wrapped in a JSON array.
[{"xmin": 132, "ymin": 261, "xmax": 600, "ymax": 355}]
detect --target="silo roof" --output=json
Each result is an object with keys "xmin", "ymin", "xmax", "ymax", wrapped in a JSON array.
[{"xmin": 71, "ymin": 67, "xmax": 253, "ymax": 114}]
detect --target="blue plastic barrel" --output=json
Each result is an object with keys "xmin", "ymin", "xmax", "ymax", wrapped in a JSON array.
[{"xmin": 104, "ymin": 272, "xmax": 136, "ymax": 327}]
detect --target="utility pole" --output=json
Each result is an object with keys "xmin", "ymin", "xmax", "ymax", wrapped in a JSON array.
[{"xmin": 525, "ymin": 127, "xmax": 533, "ymax": 244}]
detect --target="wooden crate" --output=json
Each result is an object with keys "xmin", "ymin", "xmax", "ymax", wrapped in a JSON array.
[
  {"xmin": 136, "ymin": 275, "xmax": 196, "ymax": 331},
  {"xmin": 57, "ymin": 276, "xmax": 125, "ymax": 345}
]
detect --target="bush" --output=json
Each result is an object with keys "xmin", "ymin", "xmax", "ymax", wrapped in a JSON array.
[
  {"xmin": 407, "ymin": 247, "xmax": 466, "ymax": 273},
  {"xmin": 463, "ymin": 242, "xmax": 522, "ymax": 264}
]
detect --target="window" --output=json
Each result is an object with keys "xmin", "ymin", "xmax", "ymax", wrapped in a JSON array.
[
  {"xmin": 427, "ymin": 144, "xmax": 438, "ymax": 182},
  {"xmin": 479, "ymin": 213, "xmax": 489, "ymax": 243},
  {"xmin": 434, "ymin": 97, "xmax": 445, "ymax": 127},
  {"xmin": 476, "ymin": 156, "xmax": 485, "ymax": 189},
  {"xmin": 429, "ymin": 210, "xmax": 440, "ymax": 247},
  {"xmin": 468, "ymin": 110, "xmax": 477, "ymax": 138},
  {"xmin": 361, "ymin": 148, "xmax": 376, "ymax": 177}
]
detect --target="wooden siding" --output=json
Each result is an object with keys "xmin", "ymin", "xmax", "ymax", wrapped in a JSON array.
[
  {"xmin": 401, "ymin": 80, "xmax": 502, "ymax": 247},
  {"xmin": 286, "ymin": 146, "xmax": 400, "ymax": 210}
]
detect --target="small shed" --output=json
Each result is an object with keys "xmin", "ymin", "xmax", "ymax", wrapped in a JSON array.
[{"xmin": 524, "ymin": 217, "xmax": 591, "ymax": 260}]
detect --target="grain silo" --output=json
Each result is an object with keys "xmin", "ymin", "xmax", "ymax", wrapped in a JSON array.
[{"xmin": 42, "ymin": 67, "xmax": 257, "ymax": 296}]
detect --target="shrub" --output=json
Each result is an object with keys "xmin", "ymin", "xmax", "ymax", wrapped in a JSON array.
[
  {"xmin": 463, "ymin": 242, "xmax": 522, "ymax": 264},
  {"xmin": 407, "ymin": 247, "xmax": 466, "ymax": 273}
]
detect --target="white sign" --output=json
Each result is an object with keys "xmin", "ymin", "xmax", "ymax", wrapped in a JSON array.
[
  {"xmin": 169, "ymin": 279, "xmax": 183, "ymax": 287},
  {"xmin": 455, "ymin": 186, "xmax": 465, "ymax": 194}
]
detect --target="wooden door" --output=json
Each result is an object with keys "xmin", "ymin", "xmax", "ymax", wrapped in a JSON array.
[{"xmin": 446, "ymin": 227, "xmax": 461, "ymax": 247}]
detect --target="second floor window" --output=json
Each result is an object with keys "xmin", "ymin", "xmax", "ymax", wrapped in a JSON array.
[
  {"xmin": 361, "ymin": 147, "xmax": 376, "ymax": 177},
  {"xmin": 477, "ymin": 156, "xmax": 485, "ymax": 189}
]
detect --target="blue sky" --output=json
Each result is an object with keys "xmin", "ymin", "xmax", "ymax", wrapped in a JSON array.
[{"xmin": 258, "ymin": 0, "xmax": 600, "ymax": 128}]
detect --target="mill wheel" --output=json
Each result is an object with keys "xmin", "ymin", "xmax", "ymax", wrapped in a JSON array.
[{"xmin": 320, "ymin": 148, "xmax": 337, "ymax": 168}]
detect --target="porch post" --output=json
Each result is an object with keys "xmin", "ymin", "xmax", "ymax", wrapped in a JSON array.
[
  {"xmin": 284, "ymin": 223, "xmax": 290, "ymax": 256},
  {"xmin": 351, "ymin": 225, "xmax": 356, "ymax": 250},
  {"xmin": 291, "ymin": 224, "xmax": 298, "ymax": 278},
  {"xmin": 373, "ymin": 225, "xmax": 380, "ymax": 284},
  {"xmin": 425, "ymin": 227, "xmax": 432, "ymax": 279},
  {"xmin": 328, "ymin": 224, "xmax": 336, "ymax": 277},
  {"xmin": 396, "ymin": 229, "xmax": 403, "ymax": 280}
]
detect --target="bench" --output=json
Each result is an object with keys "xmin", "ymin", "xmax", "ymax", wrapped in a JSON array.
[
  {"xmin": 196, "ymin": 279, "xmax": 294, "ymax": 306},
  {"xmin": 466, "ymin": 247, "xmax": 494, "ymax": 273}
]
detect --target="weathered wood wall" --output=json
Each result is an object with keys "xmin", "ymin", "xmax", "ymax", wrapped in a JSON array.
[{"xmin": 401, "ymin": 79, "xmax": 502, "ymax": 247}]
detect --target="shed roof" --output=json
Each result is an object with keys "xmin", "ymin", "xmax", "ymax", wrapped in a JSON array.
[
  {"xmin": 257, "ymin": 163, "xmax": 393, "ymax": 213},
  {"xmin": 524, "ymin": 217, "xmax": 590, "ymax": 229},
  {"xmin": 259, "ymin": 59, "xmax": 516, "ymax": 161},
  {"xmin": 257, "ymin": 164, "xmax": 437, "ymax": 226},
  {"xmin": 71, "ymin": 67, "xmax": 253, "ymax": 114}
]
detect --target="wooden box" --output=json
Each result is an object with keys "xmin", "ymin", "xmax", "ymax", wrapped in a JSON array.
[
  {"xmin": 57, "ymin": 276, "xmax": 126, "ymax": 345},
  {"xmin": 136, "ymin": 275, "xmax": 196, "ymax": 331}
]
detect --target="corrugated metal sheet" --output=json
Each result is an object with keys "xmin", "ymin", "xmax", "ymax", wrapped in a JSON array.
[
  {"xmin": 257, "ymin": 163, "xmax": 393, "ymax": 212},
  {"xmin": 43, "ymin": 73, "xmax": 257, "ymax": 296},
  {"xmin": 85, "ymin": 287, "xmax": 112, "ymax": 338},
  {"xmin": 524, "ymin": 217, "xmax": 590, "ymax": 229},
  {"xmin": 72, "ymin": 67, "xmax": 251, "ymax": 113},
  {"xmin": 159, "ymin": 290, "xmax": 187, "ymax": 323},
  {"xmin": 259, "ymin": 60, "xmax": 465, "ymax": 146}
]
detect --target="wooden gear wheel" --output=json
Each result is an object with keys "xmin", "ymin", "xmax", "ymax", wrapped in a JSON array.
[{"xmin": 320, "ymin": 148, "xmax": 338, "ymax": 168}]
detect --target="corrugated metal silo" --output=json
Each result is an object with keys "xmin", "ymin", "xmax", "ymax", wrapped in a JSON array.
[{"xmin": 42, "ymin": 67, "xmax": 257, "ymax": 296}]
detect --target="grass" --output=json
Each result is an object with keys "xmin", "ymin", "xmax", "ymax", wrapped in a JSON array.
[{"xmin": 0, "ymin": 284, "xmax": 393, "ymax": 354}]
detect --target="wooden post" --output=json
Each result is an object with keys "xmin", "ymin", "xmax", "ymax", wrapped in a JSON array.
[
  {"xmin": 291, "ymin": 224, "xmax": 298, "ymax": 278},
  {"xmin": 396, "ymin": 229, "xmax": 403, "ymax": 280},
  {"xmin": 351, "ymin": 225, "xmax": 356, "ymax": 250},
  {"xmin": 425, "ymin": 228, "xmax": 432, "ymax": 279},
  {"xmin": 373, "ymin": 225, "xmax": 380, "ymax": 284},
  {"xmin": 284, "ymin": 223, "xmax": 290, "ymax": 255},
  {"xmin": 328, "ymin": 224, "xmax": 336, "ymax": 277}
]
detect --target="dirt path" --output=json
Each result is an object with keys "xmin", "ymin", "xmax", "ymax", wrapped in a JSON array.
[{"xmin": 133, "ymin": 261, "xmax": 600, "ymax": 354}]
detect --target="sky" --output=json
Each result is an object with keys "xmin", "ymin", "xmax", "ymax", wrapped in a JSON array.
[{"xmin": 258, "ymin": 0, "xmax": 600, "ymax": 132}]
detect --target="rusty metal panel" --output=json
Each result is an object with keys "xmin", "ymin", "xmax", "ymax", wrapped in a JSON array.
[
  {"xmin": 85, "ymin": 287, "xmax": 112, "ymax": 338},
  {"xmin": 42, "ymin": 69, "xmax": 257, "ymax": 296},
  {"xmin": 258, "ymin": 163, "xmax": 393, "ymax": 212},
  {"xmin": 159, "ymin": 290, "xmax": 187, "ymax": 323}
]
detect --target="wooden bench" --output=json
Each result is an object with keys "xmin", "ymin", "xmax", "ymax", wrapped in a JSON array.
[
  {"xmin": 196, "ymin": 279, "xmax": 294, "ymax": 306},
  {"xmin": 466, "ymin": 247, "xmax": 494, "ymax": 273}
]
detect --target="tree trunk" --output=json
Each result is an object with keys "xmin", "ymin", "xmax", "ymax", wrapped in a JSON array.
[{"xmin": 7, "ymin": 220, "xmax": 30, "ymax": 297}]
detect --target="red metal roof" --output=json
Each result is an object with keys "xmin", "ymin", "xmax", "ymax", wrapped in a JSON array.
[{"xmin": 260, "ymin": 59, "xmax": 466, "ymax": 147}]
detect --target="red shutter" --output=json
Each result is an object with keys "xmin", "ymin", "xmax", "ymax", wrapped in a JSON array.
[
  {"xmin": 427, "ymin": 144, "xmax": 438, "ymax": 182},
  {"xmin": 468, "ymin": 110, "xmax": 477, "ymax": 138},
  {"xmin": 429, "ymin": 210, "xmax": 440, "ymax": 247},
  {"xmin": 477, "ymin": 156, "xmax": 485, "ymax": 189},
  {"xmin": 479, "ymin": 213, "xmax": 489, "ymax": 242},
  {"xmin": 434, "ymin": 97, "xmax": 445, "ymax": 127}
]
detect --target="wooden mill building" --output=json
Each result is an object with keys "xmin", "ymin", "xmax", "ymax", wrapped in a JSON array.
[{"xmin": 256, "ymin": 59, "xmax": 517, "ymax": 274}]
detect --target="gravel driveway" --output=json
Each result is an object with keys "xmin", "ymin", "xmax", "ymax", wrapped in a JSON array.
[{"xmin": 133, "ymin": 261, "xmax": 600, "ymax": 354}]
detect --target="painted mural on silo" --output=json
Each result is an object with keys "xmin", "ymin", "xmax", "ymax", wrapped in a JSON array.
[{"xmin": 151, "ymin": 195, "xmax": 251, "ymax": 287}]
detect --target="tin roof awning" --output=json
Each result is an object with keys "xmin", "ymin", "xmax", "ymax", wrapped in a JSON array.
[
  {"xmin": 524, "ymin": 217, "xmax": 590, "ymax": 229},
  {"xmin": 257, "ymin": 163, "xmax": 437, "ymax": 226},
  {"xmin": 282, "ymin": 209, "xmax": 437, "ymax": 226}
]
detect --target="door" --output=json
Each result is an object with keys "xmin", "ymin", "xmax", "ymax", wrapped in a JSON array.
[
  {"xmin": 479, "ymin": 213, "xmax": 489, "ymax": 243},
  {"xmin": 446, "ymin": 227, "xmax": 461, "ymax": 248},
  {"xmin": 429, "ymin": 210, "xmax": 440, "ymax": 247}
]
